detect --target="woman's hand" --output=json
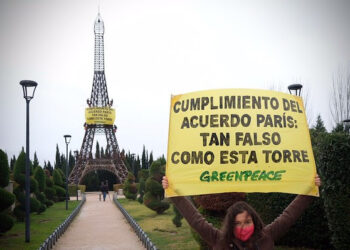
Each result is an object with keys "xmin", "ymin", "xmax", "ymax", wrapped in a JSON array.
[
  {"xmin": 162, "ymin": 176, "xmax": 169, "ymax": 189},
  {"xmin": 315, "ymin": 174, "xmax": 321, "ymax": 187}
]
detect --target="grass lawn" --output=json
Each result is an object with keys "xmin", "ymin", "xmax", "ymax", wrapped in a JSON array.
[
  {"xmin": 118, "ymin": 198, "xmax": 198, "ymax": 250},
  {"xmin": 0, "ymin": 200, "xmax": 80, "ymax": 250},
  {"xmin": 118, "ymin": 198, "xmax": 314, "ymax": 250}
]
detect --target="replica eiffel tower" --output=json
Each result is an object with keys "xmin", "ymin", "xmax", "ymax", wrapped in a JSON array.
[{"xmin": 68, "ymin": 12, "xmax": 128, "ymax": 185}]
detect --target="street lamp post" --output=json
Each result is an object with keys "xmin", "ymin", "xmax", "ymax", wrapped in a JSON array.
[
  {"xmin": 288, "ymin": 83, "xmax": 303, "ymax": 96},
  {"xmin": 64, "ymin": 135, "xmax": 71, "ymax": 210},
  {"xmin": 20, "ymin": 80, "xmax": 38, "ymax": 243}
]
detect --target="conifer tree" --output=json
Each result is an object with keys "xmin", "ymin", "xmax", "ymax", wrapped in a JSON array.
[
  {"xmin": 13, "ymin": 152, "xmax": 40, "ymax": 220},
  {"xmin": 95, "ymin": 141, "xmax": 100, "ymax": 158},
  {"xmin": 0, "ymin": 149, "xmax": 15, "ymax": 233},
  {"xmin": 33, "ymin": 166, "xmax": 47, "ymax": 213},
  {"xmin": 149, "ymin": 151, "xmax": 154, "ymax": 167},
  {"xmin": 10, "ymin": 155, "xmax": 16, "ymax": 171},
  {"xmin": 314, "ymin": 114, "xmax": 327, "ymax": 133},
  {"xmin": 46, "ymin": 161, "xmax": 53, "ymax": 175},
  {"xmin": 101, "ymin": 147, "xmax": 105, "ymax": 158},
  {"xmin": 52, "ymin": 169, "xmax": 65, "ymax": 201},
  {"xmin": 55, "ymin": 144, "xmax": 62, "ymax": 170},
  {"xmin": 141, "ymin": 145, "xmax": 146, "ymax": 169},
  {"xmin": 68, "ymin": 150, "xmax": 75, "ymax": 175},
  {"xmin": 60, "ymin": 153, "xmax": 66, "ymax": 175},
  {"xmin": 33, "ymin": 152, "xmax": 39, "ymax": 170}
]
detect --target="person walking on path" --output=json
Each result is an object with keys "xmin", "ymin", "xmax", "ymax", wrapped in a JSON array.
[
  {"xmin": 162, "ymin": 174, "xmax": 321, "ymax": 250},
  {"xmin": 100, "ymin": 181, "xmax": 108, "ymax": 202}
]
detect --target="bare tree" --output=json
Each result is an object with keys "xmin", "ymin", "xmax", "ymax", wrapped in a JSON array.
[{"xmin": 330, "ymin": 69, "xmax": 350, "ymax": 125}]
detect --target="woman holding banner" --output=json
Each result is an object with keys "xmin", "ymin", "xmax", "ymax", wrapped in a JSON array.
[{"xmin": 162, "ymin": 175, "xmax": 321, "ymax": 250}]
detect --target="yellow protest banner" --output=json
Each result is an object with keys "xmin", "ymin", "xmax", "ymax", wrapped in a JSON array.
[
  {"xmin": 85, "ymin": 107, "xmax": 115, "ymax": 125},
  {"xmin": 165, "ymin": 89, "xmax": 319, "ymax": 197}
]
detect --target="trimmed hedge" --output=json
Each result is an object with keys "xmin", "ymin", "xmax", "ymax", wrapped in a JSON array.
[
  {"xmin": 53, "ymin": 169, "xmax": 64, "ymax": 187},
  {"xmin": 317, "ymin": 132, "xmax": 350, "ymax": 249},
  {"xmin": 143, "ymin": 160, "xmax": 169, "ymax": 214},
  {"xmin": 68, "ymin": 184, "xmax": 86, "ymax": 196},
  {"xmin": 137, "ymin": 169, "xmax": 148, "ymax": 203},
  {"xmin": 34, "ymin": 167, "xmax": 46, "ymax": 192},
  {"xmin": 53, "ymin": 185, "xmax": 66, "ymax": 201},
  {"xmin": 113, "ymin": 183, "xmax": 123, "ymax": 192},
  {"xmin": 45, "ymin": 187, "xmax": 56, "ymax": 201},
  {"xmin": 123, "ymin": 172, "xmax": 138, "ymax": 200},
  {"xmin": 0, "ymin": 149, "xmax": 9, "ymax": 187},
  {"xmin": 0, "ymin": 188, "xmax": 15, "ymax": 211},
  {"xmin": 172, "ymin": 205, "xmax": 183, "ymax": 227},
  {"xmin": 13, "ymin": 151, "xmax": 41, "ymax": 220},
  {"xmin": 247, "ymin": 192, "xmax": 331, "ymax": 249},
  {"xmin": 0, "ymin": 149, "xmax": 14, "ymax": 234},
  {"xmin": 0, "ymin": 212, "xmax": 14, "ymax": 234}
]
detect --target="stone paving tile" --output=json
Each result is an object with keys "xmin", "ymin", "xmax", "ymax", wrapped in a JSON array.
[{"xmin": 53, "ymin": 192, "xmax": 145, "ymax": 250}]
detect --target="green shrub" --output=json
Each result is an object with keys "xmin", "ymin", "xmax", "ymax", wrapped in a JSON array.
[
  {"xmin": 34, "ymin": 167, "xmax": 46, "ymax": 192},
  {"xmin": 0, "ymin": 150, "xmax": 15, "ymax": 234},
  {"xmin": 123, "ymin": 172, "xmax": 138, "ymax": 200},
  {"xmin": 13, "ymin": 186, "xmax": 25, "ymax": 204},
  {"xmin": 113, "ymin": 183, "xmax": 123, "ymax": 192},
  {"xmin": 54, "ymin": 185, "xmax": 66, "ymax": 201},
  {"xmin": 13, "ymin": 151, "xmax": 32, "ymax": 187},
  {"xmin": 137, "ymin": 169, "xmax": 149, "ymax": 203},
  {"xmin": 36, "ymin": 192, "xmax": 46, "ymax": 204},
  {"xmin": 78, "ymin": 185, "xmax": 86, "ymax": 193},
  {"xmin": 30, "ymin": 197, "xmax": 40, "ymax": 212},
  {"xmin": 247, "ymin": 192, "xmax": 331, "ymax": 249},
  {"xmin": 57, "ymin": 168, "xmax": 66, "ymax": 184},
  {"xmin": 143, "ymin": 160, "xmax": 169, "ymax": 214},
  {"xmin": 30, "ymin": 177, "xmax": 39, "ymax": 194},
  {"xmin": 45, "ymin": 200, "xmax": 54, "ymax": 207},
  {"xmin": 13, "ymin": 205, "xmax": 25, "ymax": 221},
  {"xmin": 46, "ymin": 176, "xmax": 54, "ymax": 187},
  {"xmin": 137, "ymin": 177, "xmax": 146, "ymax": 203},
  {"xmin": 37, "ymin": 203, "xmax": 47, "ymax": 214},
  {"xmin": 0, "ymin": 212, "xmax": 14, "ymax": 234},
  {"xmin": 172, "ymin": 205, "xmax": 183, "ymax": 227},
  {"xmin": 0, "ymin": 149, "xmax": 9, "ymax": 187},
  {"xmin": 53, "ymin": 169, "xmax": 63, "ymax": 187},
  {"xmin": 0, "ymin": 188, "xmax": 15, "ymax": 211},
  {"xmin": 68, "ymin": 184, "xmax": 78, "ymax": 196},
  {"xmin": 317, "ymin": 132, "xmax": 350, "ymax": 249},
  {"xmin": 44, "ymin": 187, "xmax": 56, "ymax": 201}
]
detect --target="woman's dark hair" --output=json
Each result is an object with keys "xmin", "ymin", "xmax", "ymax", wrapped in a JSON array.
[{"xmin": 221, "ymin": 201, "xmax": 264, "ymax": 246}]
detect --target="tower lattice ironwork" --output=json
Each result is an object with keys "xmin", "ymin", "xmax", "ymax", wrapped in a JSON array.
[{"xmin": 68, "ymin": 13, "xmax": 128, "ymax": 185}]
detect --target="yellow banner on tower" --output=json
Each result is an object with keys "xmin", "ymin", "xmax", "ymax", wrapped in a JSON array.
[
  {"xmin": 165, "ymin": 89, "xmax": 319, "ymax": 197},
  {"xmin": 85, "ymin": 107, "xmax": 115, "ymax": 125}
]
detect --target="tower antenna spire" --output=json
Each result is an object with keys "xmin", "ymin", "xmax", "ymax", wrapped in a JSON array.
[{"xmin": 98, "ymin": 0, "xmax": 100, "ymax": 14}]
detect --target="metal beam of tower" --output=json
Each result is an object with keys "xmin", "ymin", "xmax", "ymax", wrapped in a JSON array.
[{"xmin": 68, "ymin": 12, "xmax": 128, "ymax": 185}]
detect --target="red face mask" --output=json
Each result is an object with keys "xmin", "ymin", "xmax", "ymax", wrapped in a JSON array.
[{"xmin": 234, "ymin": 224, "xmax": 255, "ymax": 242}]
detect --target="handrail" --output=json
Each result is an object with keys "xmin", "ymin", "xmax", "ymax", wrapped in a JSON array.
[
  {"xmin": 113, "ymin": 194, "xmax": 157, "ymax": 250},
  {"xmin": 38, "ymin": 194, "xmax": 86, "ymax": 250}
]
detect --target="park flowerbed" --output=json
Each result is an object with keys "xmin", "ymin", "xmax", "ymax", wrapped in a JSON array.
[{"xmin": 0, "ymin": 200, "xmax": 79, "ymax": 250}]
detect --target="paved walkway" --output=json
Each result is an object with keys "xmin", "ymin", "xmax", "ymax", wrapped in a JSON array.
[{"xmin": 53, "ymin": 192, "xmax": 145, "ymax": 250}]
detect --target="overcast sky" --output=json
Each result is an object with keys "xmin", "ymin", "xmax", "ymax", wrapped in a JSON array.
[{"xmin": 0, "ymin": 0, "xmax": 349, "ymax": 166}]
